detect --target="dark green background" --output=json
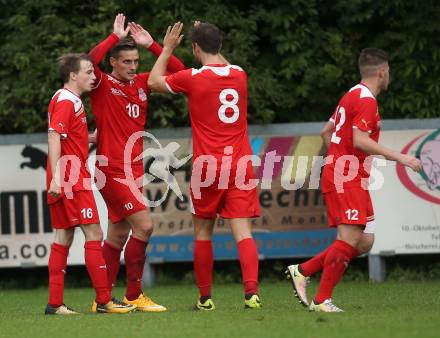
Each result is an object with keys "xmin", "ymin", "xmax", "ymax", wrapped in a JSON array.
[{"xmin": 1, "ymin": 0, "xmax": 439, "ymax": 134}]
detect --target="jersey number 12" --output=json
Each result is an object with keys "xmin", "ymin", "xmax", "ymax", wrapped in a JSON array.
[{"xmin": 331, "ymin": 106, "xmax": 346, "ymax": 144}]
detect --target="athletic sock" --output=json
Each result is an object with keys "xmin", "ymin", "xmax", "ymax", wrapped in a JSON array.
[
  {"xmin": 102, "ymin": 240, "xmax": 122, "ymax": 290},
  {"xmin": 48, "ymin": 243, "xmax": 69, "ymax": 307},
  {"xmin": 314, "ymin": 240, "xmax": 359, "ymax": 304},
  {"xmin": 84, "ymin": 241, "xmax": 111, "ymax": 305},
  {"xmin": 299, "ymin": 246, "xmax": 331, "ymax": 277},
  {"xmin": 237, "ymin": 238, "xmax": 259, "ymax": 295},
  {"xmin": 124, "ymin": 236, "xmax": 147, "ymax": 301},
  {"xmin": 194, "ymin": 240, "xmax": 214, "ymax": 298}
]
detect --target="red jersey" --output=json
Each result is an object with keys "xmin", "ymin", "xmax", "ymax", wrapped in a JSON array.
[
  {"xmin": 322, "ymin": 83, "xmax": 381, "ymax": 193},
  {"xmin": 46, "ymin": 89, "xmax": 91, "ymax": 204},
  {"xmin": 165, "ymin": 64, "xmax": 253, "ymax": 164},
  {"xmin": 89, "ymin": 34, "xmax": 185, "ymax": 176}
]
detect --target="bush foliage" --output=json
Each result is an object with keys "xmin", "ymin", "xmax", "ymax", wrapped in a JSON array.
[{"xmin": 1, "ymin": 0, "xmax": 439, "ymax": 134}]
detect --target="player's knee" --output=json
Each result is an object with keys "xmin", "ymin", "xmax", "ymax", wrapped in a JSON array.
[
  {"xmin": 107, "ymin": 230, "xmax": 129, "ymax": 248},
  {"xmin": 54, "ymin": 229, "xmax": 74, "ymax": 247},
  {"xmin": 357, "ymin": 235, "xmax": 375, "ymax": 254},
  {"xmin": 82, "ymin": 224, "xmax": 103, "ymax": 241},
  {"xmin": 132, "ymin": 220, "xmax": 154, "ymax": 240}
]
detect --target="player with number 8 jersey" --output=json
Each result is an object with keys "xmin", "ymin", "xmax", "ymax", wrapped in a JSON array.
[{"xmin": 148, "ymin": 21, "xmax": 261, "ymax": 310}]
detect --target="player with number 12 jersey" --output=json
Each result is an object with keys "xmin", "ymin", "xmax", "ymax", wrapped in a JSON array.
[{"xmin": 321, "ymin": 82, "xmax": 381, "ymax": 226}]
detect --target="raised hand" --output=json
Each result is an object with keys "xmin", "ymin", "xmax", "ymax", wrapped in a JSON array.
[
  {"xmin": 113, "ymin": 13, "xmax": 130, "ymax": 39},
  {"xmin": 163, "ymin": 22, "xmax": 184, "ymax": 52},
  {"xmin": 129, "ymin": 22, "xmax": 154, "ymax": 48},
  {"xmin": 194, "ymin": 20, "xmax": 201, "ymax": 27}
]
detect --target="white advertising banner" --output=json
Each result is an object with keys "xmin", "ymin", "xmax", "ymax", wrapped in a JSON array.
[
  {"xmin": 0, "ymin": 144, "xmax": 109, "ymax": 267},
  {"xmin": 370, "ymin": 129, "xmax": 440, "ymax": 254},
  {"xmin": 0, "ymin": 128, "xmax": 439, "ymax": 267}
]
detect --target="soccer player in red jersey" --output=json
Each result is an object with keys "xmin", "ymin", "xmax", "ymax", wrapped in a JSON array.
[
  {"xmin": 148, "ymin": 22, "xmax": 262, "ymax": 310},
  {"xmin": 45, "ymin": 53, "xmax": 136, "ymax": 315},
  {"xmin": 88, "ymin": 14, "xmax": 184, "ymax": 312},
  {"xmin": 285, "ymin": 48, "xmax": 422, "ymax": 312}
]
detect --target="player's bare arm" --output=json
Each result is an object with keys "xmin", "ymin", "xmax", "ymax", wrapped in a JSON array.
[
  {"xmin": 48, "ymin": 131, "xmax": 62, "ymax": 196},
  {"xmin": 353, "ymin": 128, "xmax": 422, "ymax": 171},
  {"xmin": 320, "ymin": 121, "xmax": 334, "ymax": 149},
  {"xmin": 148, "ymin": 22, "xmax": 184, "ymax": 92}
]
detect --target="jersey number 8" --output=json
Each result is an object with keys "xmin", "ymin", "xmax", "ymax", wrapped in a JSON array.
[{"xmin": 218, "ymin": 89, "xmax": 239, "ymax": 123}]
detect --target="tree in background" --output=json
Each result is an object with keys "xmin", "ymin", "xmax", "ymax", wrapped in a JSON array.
[{"xmin": 0, "ymin": 0, "xmax": 439, "ymax": 134}]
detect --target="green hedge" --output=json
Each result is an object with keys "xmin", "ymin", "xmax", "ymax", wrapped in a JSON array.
[{"xmin": 1, "ymin": 0, "xmax": 439, "ymax": 134}]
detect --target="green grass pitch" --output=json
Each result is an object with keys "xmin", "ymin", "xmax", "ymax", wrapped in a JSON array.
[{"xmin": 0, "ymin": 281, "xmax": 439, "ymax": 338}]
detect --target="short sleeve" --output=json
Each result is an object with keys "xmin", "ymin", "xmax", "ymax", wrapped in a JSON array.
[
  {"xmin": 48, "ymin": 100, "xmax": 73, "ymax": 138},
  {"xmin": 165, "ymin": 69, "xmax": 192, "ymax": 94},
  {"xmin": 352, "ymin": 98, "xmax": 379, "ymax": 133}
]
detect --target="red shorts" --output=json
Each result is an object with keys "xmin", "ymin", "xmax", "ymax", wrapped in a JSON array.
[
  {"xmin": 323, "ymin": 188, "xmax": 374, "ymax": 227},
  {"xmin": 190, "ymin": 163, "xmax": 260, "ymax": 219},
  {"xmin": 49, "ymin": 190, "xmax": 99, "ymax": 229},
  {"xmin": 99, "ymin": 175, "xmax": 147, "ymax": 224}
]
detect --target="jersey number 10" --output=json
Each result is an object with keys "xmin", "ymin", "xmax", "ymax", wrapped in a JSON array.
[{"xmin": 126, "ymin": 103, "xmax": 140, "ymax": 118}]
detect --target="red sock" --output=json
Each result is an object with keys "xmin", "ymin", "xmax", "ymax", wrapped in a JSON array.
[
  {"xmin": 315, "ymin": 240, "xmax": 359, "ymax": 304},
  {"xmin": 102, "ymin": 241, "xmax": 122, "ymax": 290},
  {"xmin": 48, "ymin": 243, "xmax": 69, "ymax": 307},
  {"xmin": 194, "ymin": 240, "xmax": 213, "ymax": 297},
  {"xmin": 299, "ymin": 247, "xmax": 331, "ymax": 277},
  {"xmin": 237, "ymin": 238, "xmax": 259, "ymax": 295},
  {"xmin": 124, "ymin": 236, "xmax": 147, "ymax": 301},
  {"xmin": 84, "ymin": 241, "xmax": 111, "ymax": 305}
]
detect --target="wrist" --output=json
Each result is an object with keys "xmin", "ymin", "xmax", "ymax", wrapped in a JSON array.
[
  {"xmin": 143, "ymin": 40, "xmax": 154, "ymax": 48},
  {"xmin": 112, "ymin": 32, "xmax": 123, "ymax": 40},
  {"xmin": 162, "ymin": 46, "xmax": 174, "ymax": 56}
]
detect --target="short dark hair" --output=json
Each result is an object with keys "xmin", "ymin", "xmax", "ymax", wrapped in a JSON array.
[
  {"xmin": 58, "ymin": 53, "xmax": 93, "ymax": 84},
  {"xmin": 358, "ymin": 48, "xmax": 389, "ymax": 77},
  {"xmin": 189, "ymin": 22, "xmax": 223, "ymax": 54},
  {"xmin": 109, "ymin": 36, "xmax": 138, "ymax": 59}
]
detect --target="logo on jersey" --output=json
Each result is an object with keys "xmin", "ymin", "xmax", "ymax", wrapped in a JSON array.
[
  {"xmin": 138, "ymin": 88, "xmax": 147, "ymax": 102},
  {"xmin": 111, "ymin": 87, "xmax": 128, "ymax": 98},
  {"xmin": 397, "ymin": 129, "xmax": 440, "ymax": 204},
  {"xmin": 361, "ymin": 119, "xmax": 370, "ymax": 129}
]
